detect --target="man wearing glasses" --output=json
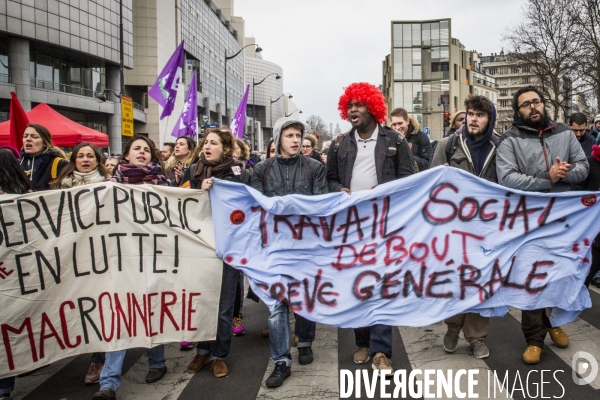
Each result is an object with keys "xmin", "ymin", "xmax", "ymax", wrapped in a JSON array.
[{"xmin": 496, "ymin": 85, "xmax": 589, "ymax": 365}]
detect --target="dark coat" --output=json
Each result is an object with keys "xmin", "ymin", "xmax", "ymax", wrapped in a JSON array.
[
  {"xmin": 20, "ymin": 149, "xmax": 68, "ymax": 192},
  {"xmin": 309, "ymin": 150, "xmax": 324, "ymax": 164},
  {"xmin": 573, "ymin": 156, "xmax": 600, "ymax": 247},
  {"xmin": 430, "ymin": 128, "xmax": 500, "ymax": 183},
  {"xmin": 326, "ymin": 124, "xmax": 414, "ymax": 192},
  {"xmin": 578, "ymin": 132, "xmax": 595, "ymax": 157},
  {"xmin": 405, "ymin": 120, "xmax": 433, "ymax": 171},
  {"xmin": 182, "ymin": 162, "xmax": 251, "ymax": 189},
  {"xmin": 251, "ymin": 155, "xmax": 327, "ymax": 197}
]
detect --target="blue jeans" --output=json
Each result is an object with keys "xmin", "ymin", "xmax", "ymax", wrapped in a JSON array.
[
  {"xmin": 99, "ymin": 345, "xmax": 166, "ymax": 392},
  {"xmin": 354, "ymin": 325, "xmax": 393, "ymax": 358},
  {"xmin": 0, "ymin": 377, "xmax": 14, "ymax": 395},
  {"xmin": 196, "ymin": 263, "xmax": 238, "ymax": 361},
  {"xmin": 269, "ymin": 302, "xmax": 316, "ymax": 366}
]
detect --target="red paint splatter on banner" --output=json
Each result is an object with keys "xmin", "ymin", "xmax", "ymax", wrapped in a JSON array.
[{"xmin": 230, "ymin": 210, "xmax": 246, "ymax": 225}]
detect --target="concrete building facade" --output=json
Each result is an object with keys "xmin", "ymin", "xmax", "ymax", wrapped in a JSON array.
[
  {"xmin": 0, "ymin": 0, "xmax": 141, "ymax": 152},
  {"xmin": 244, "ymin": 37, "xmax": 284, "ymax": 151},
  {"xmin": 383, "ymin": 18, "xmax": 497, "ymax": 141}
]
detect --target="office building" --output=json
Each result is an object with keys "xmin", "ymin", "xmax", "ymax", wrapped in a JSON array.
[{"xmin": 383, "ymin": 18, "xmax": 497, "ymax": 141}]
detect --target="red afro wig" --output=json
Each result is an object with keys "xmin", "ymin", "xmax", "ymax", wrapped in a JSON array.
[{"xmin": 338, "ymin": 82, "xmax": 387, "ymax": 124}]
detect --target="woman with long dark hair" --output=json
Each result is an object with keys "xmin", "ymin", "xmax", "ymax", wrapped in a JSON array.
[
  {"xmin": 93, "ymin": 135, "xmax": 169, "ymax": 400},
  {"xmin": 0, "ymin": 145, "xmax": 31, "ymax": 398},
  {"xmin": 51, "ymin": 143, "xmax": 111, "ymax": 189},
  {"xmin": 19, "ymin": 124, "xmax": 69, "ymax": 191},
  {"xmin": 180, "ymin": 128, "xmax": 249, "ymax": 379}
]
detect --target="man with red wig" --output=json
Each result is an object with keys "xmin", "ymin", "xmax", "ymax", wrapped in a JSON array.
[{"xmin": 326, "ymin": 82, "xmax": 414, "ymax": 374}]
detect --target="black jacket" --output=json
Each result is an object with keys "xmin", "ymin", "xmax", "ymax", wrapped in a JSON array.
[
  {"xmin": 251, "ymin": 155, "xmax": 327, "ymax": 197},
  {"xmin": 182, "ymin": 162, "xmax": 251, "ymax": 189},
  {"xmin": 573, "ymin": 156, "xmax": 600, "ymax": 247},
  {"xmin": 20, "ymin": 149, "xmax": 68, "ymax": 192},
  {"xmin": 405, "ymin": 120, "xmax": 433, "ymax": 171},
  {"xmin": 309, "ymin": 150, "xmax": 324, "ymax": 164},
  {"xmin": 578, "ymin": 132, "xmax": 595, "ymax": 157},
  {"xmin": 326, "ymin": 124, "xmax": 414, "ymax": 192}
]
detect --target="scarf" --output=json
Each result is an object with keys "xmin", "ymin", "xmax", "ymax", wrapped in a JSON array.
[
  {"xmin": 108, "ymin": 162, "xmax": 170, "ymax": 186},
  {"xmin": 61, "ymin": 169, "xmax": 108, "ymax": 188},
  {"xmin": 463, "ymin": 128, "xmax": 493, "ymax": 176},
  {"xmin": 193, "ymin": 153, "xmax": 236, "ymax": 181}
]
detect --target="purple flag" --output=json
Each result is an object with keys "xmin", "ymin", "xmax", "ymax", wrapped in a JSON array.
[
  {"xmin": 149, "ymin": 41, "xmax": 185, "ymax": 120},
  {"xmin": 230, "ymin": 84, "xmax": 250, "ymax": 139},
  {"xmin": 171, "ymin": 71, "xmax": 198, "ymax": 139}
]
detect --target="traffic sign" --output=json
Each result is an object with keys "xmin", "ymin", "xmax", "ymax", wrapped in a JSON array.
[
  {"xmin": 205, "ymin": 124, "xmax": 219, "ymax": 128},
  {"xmin": 121, "ymin": 96, "xmax": 133, "ymax": 137},
  {"xmin": 424, "ymin": 127, "xmax": 430, "ymax": 135},
  {"xmin": 202, "ymin": 115, "xmax": 209, "ymax": 123}
]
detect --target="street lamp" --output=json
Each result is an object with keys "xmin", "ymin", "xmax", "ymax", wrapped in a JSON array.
[
  {"xmin": 224, "ymin": 44, "xmax": 262, "ymax": 125},
  {"xmin": 270, "ymin": 93, "xmax": 292, "ymax": 129},
  {"xmin": 285, "ymin": 109, "xmax": 302, "ymax": 117},
  {"xmin": 95, "ymin": 88, "xmax": 122, "ymax": 102},
  {"xmin": 252, "ymin": 73, "xmax": 281, "ymax": 149}
]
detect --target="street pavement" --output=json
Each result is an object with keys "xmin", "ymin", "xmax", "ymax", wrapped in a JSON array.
[{"xmin": 10, "ymin": 286, "xmax": 600, "ymax": 400}]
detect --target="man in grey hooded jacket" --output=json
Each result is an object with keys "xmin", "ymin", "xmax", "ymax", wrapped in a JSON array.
[
  {"xmin": 251, "ymin": 117, "xmax": 327, "ymax": 388},
  {"xmin": 496, "ymin": 85, "xmax": 588, "ymax": 365}
]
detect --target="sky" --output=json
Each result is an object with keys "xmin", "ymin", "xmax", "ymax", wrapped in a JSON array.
[{"xmin": 235, "ymin": 0, "xmax": 526, "ymax": 132}]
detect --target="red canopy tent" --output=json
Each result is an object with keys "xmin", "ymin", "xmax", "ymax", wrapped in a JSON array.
[{"xmin": 0, "ymin": 103, "xmax": 109, "ymax": 147}]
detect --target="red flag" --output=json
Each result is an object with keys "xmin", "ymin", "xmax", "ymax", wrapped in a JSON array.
[{"xmin": 9, "ymin": 92, "xmax": 29, "ymax": 151}]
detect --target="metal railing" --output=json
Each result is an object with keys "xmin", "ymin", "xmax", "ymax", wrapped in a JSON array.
[
  {"xmin": 30, "ymin": 79, "xmax": 97, "ymax": 98},
  {"xmin": 0, "ymin": 73, "xmax": 11, "ymax": 84},
  {"xmin": 133, "ymin": 102, "xmax": 144, "ymax": 111}
]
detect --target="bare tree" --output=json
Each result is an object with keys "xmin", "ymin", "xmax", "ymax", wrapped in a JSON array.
[
  {"xmin": 569, "ymin": 0, "xmax": 600, "ymax": 113},
  {"xmin": 305, "ymin": 115, "xmax": 332, "ymax": 150},
  {"xmin": 503, "ymin": 0, "xmax": 585, "ymax": 121}
]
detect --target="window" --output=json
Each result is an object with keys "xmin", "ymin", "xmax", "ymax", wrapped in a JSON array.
[
  {"xmin": 522, "ymin": 77, "xmax": 530, "ymax": 84},
  {"xmin": 454, "ymin": 63, "xmax": 457, "ymax": 81}
]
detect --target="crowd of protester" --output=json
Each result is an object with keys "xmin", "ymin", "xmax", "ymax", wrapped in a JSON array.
[{"xmin": 2, "ymin": 81, "xmax": 600, "ymax": 399}]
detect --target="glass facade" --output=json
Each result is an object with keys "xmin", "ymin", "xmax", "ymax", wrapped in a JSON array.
[
  {"xmin": 28, "ymin": 51, "xmax": 105, "ymax": 98},
  {"xmin": 180, "ymin": 0, "xmax": 244, "ymax": 110},
  {"xmin": 0, "ymin": 45, "xmax": 8, "ymax": 84},
  {"xmin": 392, "ymin": 19, "xmax": 451, "ymax": 136}
]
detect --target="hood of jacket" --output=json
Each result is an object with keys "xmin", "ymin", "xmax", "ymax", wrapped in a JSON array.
[
  {"xmin": 406, "ymin": 117, "xmax": 420, "ymax": 137},
  {"xmin": 462, "ymin": 99, "xmax": 497, "ymax": 144},
  {"xmin": 272, "ymin": 116, "xmax": 305, "ymax": 158}
]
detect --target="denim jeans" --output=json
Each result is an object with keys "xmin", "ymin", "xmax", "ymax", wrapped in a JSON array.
[
  {"xmin": 354, "ymin": 325, "xmax": 393, "ymax": 358},
  {"xmin": 99, "ymin": 345, "xmax": 166, "ymax": 392},
  {"xmin": 294, "ymin": 313, "xmax": 316, "ymax": 348},
  {"xmin": 269, "ymin": 302, "xmax": 317, "ymax": 366},
  {"xmin": 196, "ymin": 262, "xmax": 238, "ymax": 361},
  {"xmin": 0, "ymin": 377, "xmax": 14, "ymax": 395}
]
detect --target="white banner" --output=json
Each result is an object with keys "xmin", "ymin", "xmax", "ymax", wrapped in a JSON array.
[{"xmin": 0, "ymin": 183, "xmax": 221, "ymax": 377}]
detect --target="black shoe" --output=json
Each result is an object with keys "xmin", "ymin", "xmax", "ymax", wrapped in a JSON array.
[
  {"xmin": 298, "ymin": 346, "xmax": 314, "ymax": 365},
  {"xmin": 92, "ymin": 388, "xmax": 116, "ymax": 400},
  {"xmin": 145, "ymin": 367, "xmax": 167, "ymax": 383},
  {"xmin": 265, "ymin": 361, "xmax": 291, "ymax": 388},
  {"xmin": 593, "ymin": 277, "xmax": 600, "ymax": 288}
]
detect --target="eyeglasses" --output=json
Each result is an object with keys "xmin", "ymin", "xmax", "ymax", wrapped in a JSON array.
[
  {"xmin": 301, "ymin": 145, "xmax": 312, "ymax": 149},
  {"xmin": 518, "ymin": 98, "xmax": 543, "ymax": 109}
]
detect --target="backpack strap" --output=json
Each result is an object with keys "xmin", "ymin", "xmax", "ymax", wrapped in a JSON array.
[
  {"xmin": 51, "ymin": 157, "xmax": 62, "ymax": 179},
  {"xmin": 445, "ymin": 134, "xmax": 458, "ymax": 163}
]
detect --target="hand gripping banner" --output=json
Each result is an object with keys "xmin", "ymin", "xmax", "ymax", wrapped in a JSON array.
[
  {"xmin": 0, "ymin": 183, "xmax": 221, "ymax": 378},
  {"xmin": 210, "ymin": 166, "xmax": 599, "ymax": 330}
]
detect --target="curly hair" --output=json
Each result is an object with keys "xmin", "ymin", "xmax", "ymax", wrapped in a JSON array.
[{"xmin": 338, "ymin": 82, "xmax": 387, "ymax": 124}]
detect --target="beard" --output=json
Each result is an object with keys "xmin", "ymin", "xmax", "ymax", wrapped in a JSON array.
[{"xmin": 520, "ymin": 109, "xmax": 547, "ymax": 128}]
